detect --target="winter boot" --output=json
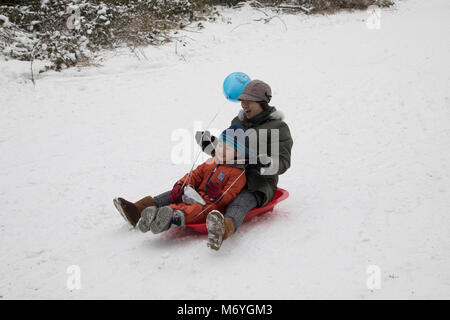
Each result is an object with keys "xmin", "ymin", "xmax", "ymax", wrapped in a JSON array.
[
  {"xmin": 149, "ymin": 206, "xmax": 175, "ymax": 234},
  {"xmin": 137, "ymin": 206, "xmax": 158, "ymax": 233},
  {"xmin": 172, "ymin": 210, "xmax": 186, "ymax": 227},
  {"xmin": 135, "ymin": 196, "xmax": 156, "ymax": 212},
  {"xmin": 206, "ymin": 210, "xmax": 235, "ymax": 251},
  {"xmin": 113, "ymin": 196, "xmax": 155, "ymax": 227}
]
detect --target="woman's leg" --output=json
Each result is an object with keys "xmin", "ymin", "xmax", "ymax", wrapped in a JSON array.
[
  {"xmin": 206, "ymin": 190, "xmax": 257, "ymax": 250},
  {"xmin": 224, "ymin": 189, "xmax": 258, "ymax": 231},
  {"xmin": 113, "ymin": 195, "xmax": 156, "ymax": 227},
  {"xmin": 153, "ymin": 190, "xmax": 172, "ymax": 207},
  {"xmin": 115, "ymin": 189, "xmax": 173, "ymax": 227}
]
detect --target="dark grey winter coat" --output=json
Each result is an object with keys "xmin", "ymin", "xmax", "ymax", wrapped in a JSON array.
[{"xmin": 231, "ymin": 106, "xmax": 293, "ymax": 206}]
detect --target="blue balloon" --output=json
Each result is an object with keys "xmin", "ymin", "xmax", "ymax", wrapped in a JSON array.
[{"xmin": 223, "ymin": 72, "xmax": 251, "ymax": 102}]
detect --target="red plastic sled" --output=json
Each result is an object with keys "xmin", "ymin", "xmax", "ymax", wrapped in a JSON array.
[{"xmin": 186, "ymin": 188, "xmax": 289, "ymax": 233}]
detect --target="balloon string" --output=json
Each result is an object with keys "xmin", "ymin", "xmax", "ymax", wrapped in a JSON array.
[{"xmin": 179, "ymin": 102, "xmax": 224, "ymax": 192}]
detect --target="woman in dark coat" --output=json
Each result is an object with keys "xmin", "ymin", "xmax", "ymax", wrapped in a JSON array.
[{"xmin": 114, "ymin": 79, "xmax": 293, "ymax": 251}]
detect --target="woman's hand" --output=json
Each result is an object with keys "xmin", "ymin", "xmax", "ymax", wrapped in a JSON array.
[
  {"xmin": 195, "ymin": 131, "xmax": 217, "ymax": 157},
  {"xmin": 257, "ymin": 154, "xmax": 274, "ymax": 175}
]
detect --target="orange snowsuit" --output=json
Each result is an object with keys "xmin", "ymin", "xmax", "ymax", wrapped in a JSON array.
[{"xmin": 169, "ymin": 158, "xmax": 247, "ymax": 224}]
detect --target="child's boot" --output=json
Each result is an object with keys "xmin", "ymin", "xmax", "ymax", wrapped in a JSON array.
[
  {"xmin": 137, "ymin": 206, "xmax": 158, "ymax": 233},
  {"xmin": 206, "ymin": 210, "xmax": 235, "ymax": 251},
  {"xmin": 172, "ymin": 210, "xmax": 186, "ymax": 227},
  {"xmin": 149, "ymin": 206, "xmax": 175, "ymax": 234},
  {"xmin": 113, "ymin": 196, "xmax": 155, "ymax": 227}
]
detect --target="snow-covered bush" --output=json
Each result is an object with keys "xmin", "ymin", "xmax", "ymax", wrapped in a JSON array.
[
  {"xmin": 244, "ymin": 0, "xmax": 394, "ymax": 12},
  {"xmin": 0, "ymin": 0, "xmax": 218, "ymax": 71},
  {"xmin": 0, "ymin": 0, "xmax": 394, "ymax": 72}
]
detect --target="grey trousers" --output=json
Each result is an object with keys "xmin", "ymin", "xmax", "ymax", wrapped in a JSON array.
[{"xmin": 153, "ymin": 189, "xmax": 258, "ymax": 231}]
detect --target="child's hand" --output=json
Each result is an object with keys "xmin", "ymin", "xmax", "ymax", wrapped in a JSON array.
[
  {"xmin": 169, "ymin": 182, "xmax": 185, "ymax": 202},
  {"xmin": 206, "ymin": 183, "xmax": 223, "ymax": 201}
]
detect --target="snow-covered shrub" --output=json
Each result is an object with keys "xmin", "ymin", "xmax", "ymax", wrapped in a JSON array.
[
  {"xmin": 0, "ymin": 0, "xmax": 218, "ymax": 71},
  {"xmin": 0, "ymin": 0, "xmax": 394, "ymax": 72},
  {"xmin": 259, "ymin": 0, "xmax": 394, "ymax": 12}
]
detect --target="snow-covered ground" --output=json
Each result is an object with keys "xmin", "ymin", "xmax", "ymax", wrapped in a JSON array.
[{"xmin": 1, "ymin": 0, "xmax": 449, "ymax": 299}]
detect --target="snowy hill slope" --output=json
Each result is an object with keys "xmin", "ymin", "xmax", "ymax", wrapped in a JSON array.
[{"xmin": 0, "ymin": 0, "xmax": 449, "ymax": 299}]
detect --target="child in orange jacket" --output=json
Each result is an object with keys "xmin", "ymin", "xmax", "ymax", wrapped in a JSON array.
[{"xmin": 138, "ymin": 125, "xmax": 248, "ymax": 234}]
